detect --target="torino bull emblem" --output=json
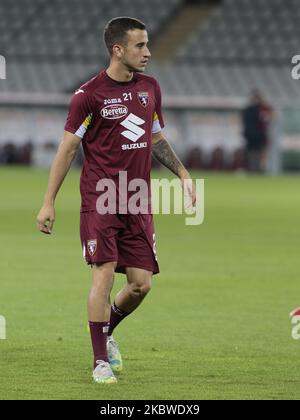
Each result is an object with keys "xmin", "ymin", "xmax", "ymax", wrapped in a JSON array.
[{"xmin": 137, "ymin": 91, "xmax": 149, "ymax": 107}]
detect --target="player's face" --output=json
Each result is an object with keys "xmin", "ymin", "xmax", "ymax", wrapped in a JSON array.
[{"xmin": 122, "ymin": 29, "xmax": 151, "ymax": 72}]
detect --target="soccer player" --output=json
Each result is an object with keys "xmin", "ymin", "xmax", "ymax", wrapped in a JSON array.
[{"xmin": 37, "ymin": 17, "xmax": 196, "ymax": 384}]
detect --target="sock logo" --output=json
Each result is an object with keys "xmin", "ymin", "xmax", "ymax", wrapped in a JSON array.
[{"xmin": 112, "ymin": 303, "xmax": 126, "ymax": 317}]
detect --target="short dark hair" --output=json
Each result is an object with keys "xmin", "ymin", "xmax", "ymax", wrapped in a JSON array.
[{"xmin": 104, "ymin": 17, "xmax": 146, "ymax": 55}]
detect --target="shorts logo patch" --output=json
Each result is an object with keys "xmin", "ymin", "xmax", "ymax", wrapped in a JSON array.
[
  {"xmin": 87, "ymin": 239, "xmax": 97, "ymax": 256},
  {"xmin": 137, "ymin": 91, "xmax": 149, "ymax": 108}
]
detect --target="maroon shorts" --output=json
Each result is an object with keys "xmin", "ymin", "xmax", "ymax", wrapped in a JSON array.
[{"xmin": 80, "ymin": 212, "xmax": 159, "ymax": 275}]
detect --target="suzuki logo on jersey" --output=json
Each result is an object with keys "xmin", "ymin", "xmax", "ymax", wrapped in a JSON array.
[
  {"xmin": 138, "ymin": 91, "xmax": 149, "ymax": 107},
  {"xmin": 101, "ymin": 104, "xmax": 128, "ymax": 120},
  {"xmin": 120, "ymin": 113, "xmax": 146, "ymax": 142}
]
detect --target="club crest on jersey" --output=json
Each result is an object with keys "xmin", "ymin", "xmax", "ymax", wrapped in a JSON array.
[
  {"xmin": 87, "ymin": 239, "xmax": 97, "ymax": 256},
  {"xmin": 138, "ymin": 92, "xmax": 149, "ymax": 108}
]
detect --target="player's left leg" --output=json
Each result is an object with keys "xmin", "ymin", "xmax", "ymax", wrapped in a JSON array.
[
  {"xmin": 107, "ymin": 268, "xmax": 152, "ymax": 372},
  {"xmin": 109, "ymin": 267, "xmax": 152, "ymax": 334},
  {"xmin": 116, "ymin": 267, "xmax": 152, "ymax": 312}
]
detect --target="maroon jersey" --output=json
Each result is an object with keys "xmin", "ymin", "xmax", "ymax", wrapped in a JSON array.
[{"xmin": 64, "ymin": 70, "xmax": 164, "ymax": 213}]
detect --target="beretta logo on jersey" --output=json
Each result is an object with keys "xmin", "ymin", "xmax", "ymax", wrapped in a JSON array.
[
  {"xmin": 137, "ymin": 92, "xmax": 149, "ymax": 108},
  {"xmin": 101, "ymin": 104, "xmax": 128, "ymax": 120}
]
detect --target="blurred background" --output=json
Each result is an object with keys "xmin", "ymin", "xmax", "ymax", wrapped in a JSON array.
[
  {"xmin": 0, "ymin": 0, "xmax": 299, "ymax": 173},
  {"xmin": 1, "ymin": 1, "xmax": 300, "ymax": 400}
]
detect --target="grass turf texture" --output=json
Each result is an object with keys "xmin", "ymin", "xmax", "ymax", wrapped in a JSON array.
[{"xmin": 0, "ymin": 166, "xmax": 300, "ymax": 400}]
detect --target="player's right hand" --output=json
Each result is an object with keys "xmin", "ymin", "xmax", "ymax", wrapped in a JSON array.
[{"xmin": 36, "ymin": 205, "xmax": 56, "ymax": 235}]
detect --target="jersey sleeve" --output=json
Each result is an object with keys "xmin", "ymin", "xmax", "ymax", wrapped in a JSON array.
[
  {"xmin": 64, "ymin": 90, "xmax": 93, "ymax": 139},
  {"xmin": 152, "ymin": 81, "xmax": 165, "ymax": 134}
]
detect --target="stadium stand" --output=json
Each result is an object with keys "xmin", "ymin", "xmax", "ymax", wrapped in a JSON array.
[
  {"xmin": 0, "ymin": 0, "xmax": 298, "ymax": 103},
  {"xmin": 0, "ymin": 0, "xmax": 184, "ymax": 92},
  {"xmin": 0, "ymin": 0, "xmax": 299, "ymax": 171},
  {"xmin": 169, "ymin": 0, "xmax": 300, "ymax": 102},
  {"xmin": 177, "ymin": 0, "xmax": 299, "ymax": 64}
]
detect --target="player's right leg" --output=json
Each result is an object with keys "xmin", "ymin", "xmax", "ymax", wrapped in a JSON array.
[
  {"xmin": 88, "ymin": 261, "xmax": 118, "ymax": 384},
  {"xmin": 80, "ymin": 212, "xmax": 123, "ymax": 383}
]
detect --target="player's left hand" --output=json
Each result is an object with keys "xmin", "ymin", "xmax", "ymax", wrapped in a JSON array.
[
  {"xmin": 36, "ymin": 204, "xmax": 56, "ymax": 235},
  {"xmin": 180, "ymin": 171, "xmax": 197, "ymax": 208}
]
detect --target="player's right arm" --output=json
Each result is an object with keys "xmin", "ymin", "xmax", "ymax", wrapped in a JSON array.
[{"xmin": 36, "ymin": 131, "xmax": 81, "ymax": 234}]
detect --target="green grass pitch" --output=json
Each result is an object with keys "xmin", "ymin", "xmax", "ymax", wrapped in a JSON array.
[{"xmin": 0, "ymin": 166, "xmax": 300, "ymax": 400}]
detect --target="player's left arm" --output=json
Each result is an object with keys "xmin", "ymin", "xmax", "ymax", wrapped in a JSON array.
[{"xmin": 152, "ymin": 131, "xmax": 197, "ymax": 207}]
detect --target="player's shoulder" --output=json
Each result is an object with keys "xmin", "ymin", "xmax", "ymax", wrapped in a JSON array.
[
  {"xmin": 73, "ymin": 71, "xmax": 105, "ymax": 98},
  {"xmin": 136, "ymin": 73, "xmax": 160, "ymax": 89}
]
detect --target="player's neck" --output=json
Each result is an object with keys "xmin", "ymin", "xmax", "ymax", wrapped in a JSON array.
[{"xmin": 106, "ymin": 63, "xmax": 134, "ymax": 83}]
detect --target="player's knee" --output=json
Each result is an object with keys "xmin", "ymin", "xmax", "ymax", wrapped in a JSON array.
[
  {"xmin": 130, "ymin": 279, "xmax": 152, "ymax": 298},
  {"xmin": 142, "ymin": 279, "xmax": 152, "ymax": 296}
]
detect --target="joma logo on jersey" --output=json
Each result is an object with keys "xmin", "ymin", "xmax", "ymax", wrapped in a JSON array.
[
  {"xmin": 101, "ymin": 105, "xmax": 128, "ymax": 120},
  {"xmin": 103, "ymin": 98, "xmax": 122, "ymax": 105}
]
